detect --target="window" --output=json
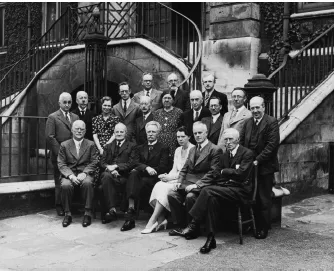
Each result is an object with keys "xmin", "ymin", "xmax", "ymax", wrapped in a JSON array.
[
  {"xmin": 42, "ymin": 3, "xmax": 68, "ymax": 41},
  {"xmin": 297, "ymin": 2, "xmax": 334, "ymax": 13},
  {"xmin": 0, "ymin": 6, "xmax": 6, "ymax": 48}
]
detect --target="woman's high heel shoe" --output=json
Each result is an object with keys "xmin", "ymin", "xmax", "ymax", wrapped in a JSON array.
[
  {"xmin": 141, "ymin": 222, "xmax": 158, "ymax": 234},
  {"xmin": 156, "ymin": 219, "xmax": 168, "ymax": 231}
]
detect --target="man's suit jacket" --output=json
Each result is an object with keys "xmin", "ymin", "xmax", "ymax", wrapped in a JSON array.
[
  {"xmin": 162, "ymin": 87, "xmax": 190, "ymax": 112},
  {"xmin": 201, "ymin": 114, "xmax": 223, "ymax": 145},
  {"xmin": 217, "ymin": 107, "xmax": 252, "ymax": 150},
  {"xmin": 202, "ymin": 89, "xmax": 228, "ymax": 115},
  {"xmin": 134, "ymin": 142, "xmax": 169, "ymax": 175},
  {"xmin": 112, "ymin": 100, "xmax": 141, "ymax": 141},
  {"xmin": 72, "ymin": 107, "xmax": 95, "ymax": 141},
  {"xmin": 100, "ymin": 140, "xmax": 139, "ymax": 175},
  {"xmin": 240, "ymin": 114, "xmax": 280, "ymax": 176},
  {"xmin": 45, "ymin": 109, "xmax": 80, "ymax": 162},
  {"xmin": 134, "ymin": 113, "xmax": 154, "ymax": 145},
  {"xmin": 133, "ymin": 89, "xmax": 163, "ymax": 112},
  {"xmin": 180, "ymin": 107, "xmax": 211, "ymax": 144},
  {"xmin": 57, "ymin": 138, "xmax": 98, "ymax": 178},
  {"xmin": 178, "ymin": 141, "xmax": 222, "ymax": 188}
]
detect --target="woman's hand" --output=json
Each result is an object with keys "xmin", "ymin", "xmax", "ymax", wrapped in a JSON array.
[
  {"xmin": 99, "ymin": 147, "xmax": 104, "ymax": 156},
  {"xmin": 172, "ymin": 183, "xmax": 180, "ymax": 192}
]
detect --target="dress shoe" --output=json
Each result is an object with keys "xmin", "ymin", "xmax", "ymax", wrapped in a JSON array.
[
  {"xmin": 168, "ymin": 228, "xmax": 185, "ymax": 237},
  {"xmin": 121, "ymin": 220, "xmax": 135, "ymax": 231},
  {"xmin": 105, "ymin": 210, "xmax": 118, "ymax": 222},
  {"xmin": 156, "ymin": 219, "xmax": 168, "ymax": 231},
  {"xmin": 183, "ymin": 220, "xmax": 200, "ymax": 240},
  {"xmin": 62, "ymin": 215, "xmax": 72, "ymax": 227},
  {"xmin": 82, "ymin": 215, "xmax": 92, "ymax": 227},
  {"xmin": 200, "ymin": 234, "xmax": 216, "ymax": 254},
  {"xmin": 125, "ymin": 207, "xmax": 136, "ymax": 220},
  {"xmin": 255, "ymin": 229, "xmax": 268, "ymax": 239},
  {"xmin": 101, "ymin": 214, "xmax": 111, "ymax": 224},
  {"xmin": 141, "ymin": 222, "xmax": 158, "ymax": 234},
  {"xmin": 56, "ymin": 205, "xmax": 65, "ymax": 216}
]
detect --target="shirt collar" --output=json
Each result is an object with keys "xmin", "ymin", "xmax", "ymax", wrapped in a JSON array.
[
  {"xmin": 123, "ymin": 98, "xmax": 131, "ymax": 107},
  {"xmin": 212, "ymin": 113, "xmax": 220, "ymax": 123},
  {"xmin": 198, "ymin": 139, "xmax": 209, "ymax": 149},
  {"xmin": 73, "ymin": 138, "xmax": 84, "ymax": 146},
  {"xmin": 230, "ymin": 144, "xmax": 239, "ymax": 157},
  {"xmin": 205, "ymin": 89, "xmax": 215, "ymax": 97},
  {"xmin": 193, "ymin": 107, "xmax": 202, "ymax": 114},
  {"xmin": 148, "ymin": 140, "xmax": 158, "ymax": 146},
  {"xmin": 78, "ymin": 106, "xmax": 87, "ymax": 113},
  {"xmin": 60, "ymin": 108, "xmax": 69, "ymax": 117},
  {"xmin": 254, "ymin": 115, "xmax": 264, "ymax": 124},
  {"xmin": 145, "ymin": 89, "xmax": 152, "ymax": 95},
  {"xmin": 234, "ymin": 105, "xmax": 245, "ymax": 113},
  {"xmin": 116, "ymin": 139, "xmax": 125, "ymax": 146},
  {"xmin": 143, "ymin": 112, "xmax": 151, "ymax": 119}
]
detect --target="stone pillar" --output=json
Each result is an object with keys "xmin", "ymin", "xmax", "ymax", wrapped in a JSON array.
[{"xmin": 202, "ymin": 3, "xmax": 261, "ymax": 106}]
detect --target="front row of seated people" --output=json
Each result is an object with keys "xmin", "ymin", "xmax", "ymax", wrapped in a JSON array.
[{"xmin": 56, "ymin": 118, "xmax": 258, "ymax": 254}]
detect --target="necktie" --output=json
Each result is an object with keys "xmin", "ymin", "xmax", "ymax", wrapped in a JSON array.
[
  {"xmin": 115, "ymin": 141, "xmax": 121, "ymax": 156},
  {"xmin": 255, "ymin": 119, "xmax": 259, "ymax": 126},
  {"xmin": 194, "ymin": 110, "xmax": 199, "ymax": 121},
  {"xmin": 194, "ymin": 144, "xmax": 201, "ymax": 162},
  {"xmin": 76, "ymin": 142, "xmax": 81, "ymax": 157},
  {"xmin": 123, "ymin": 101, "xmax": 127, "ymax": 113},
  {"xmin": 146, "ymin": 91, "xmax": 150, "ymax": 97},
  {"xmin": 80, "ymin": 110, "xmax": 85, "ymax": 116},
  {"xmin": 228, "ymin": 151, "xmax": 233, "ymax": 166},
  {"xmin": 65, "ymin": 112, "xmax": 71, "ymax": 123},
  {"xmin": 204, "ymin": 93, "xmax": 210, "ymax": 106},
  {"xmin": 230, "ymin": 109, "xmax": 238, "ymax": 122},
  {"xmin": 148, "ymin": 145, "xmax": 153, "ymax": 153}
]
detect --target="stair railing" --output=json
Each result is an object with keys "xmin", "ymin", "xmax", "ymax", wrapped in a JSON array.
[{"xmin": 269, "ymin": 24, "xmax": 334, "ymax": 121}]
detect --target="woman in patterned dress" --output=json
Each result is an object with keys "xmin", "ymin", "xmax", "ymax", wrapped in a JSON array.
[
  {"xmin": 92, "ymin": 96, "xmax": 120, "ymax": 184},
  {"xmin": 153, "ymin": 91, "xmax": 183, "ymax": 164}
]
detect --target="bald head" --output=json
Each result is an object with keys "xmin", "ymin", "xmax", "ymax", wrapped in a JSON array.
[
  {"xmin": 72, "ymin": 120, "xmax": 86, "ymax": 140},
  {"xmin": 114, "ymin": 123, "xmax": 127, "ymax": 141},
  {"xmin": 190, "ymin": 90, "xmax": 203, "ymax": 111},
  {"xmin": 250, "ymin": 96, "xmax": 265, "ymax": 119},
  {"xmin": 58, "ymin": 92, "xmax": 72, "ymax": 112},
  {"xmin": 76, "ymin": 91, "xmax": 88, "ymax": 109}
]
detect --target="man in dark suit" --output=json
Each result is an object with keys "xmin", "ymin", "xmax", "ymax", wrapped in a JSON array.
[
  {"xmin": 201, "ymin": 96, "xmax": 224, "ymax": 145},
  {"xmin": 112, "ymin": 82, "xmax": 142, "ymax": 142},
  {"xmin": 181, "ymin": 90, "xmax": 211, "ymax": 144},
  {"xmin": 72, "ymin": 91, "xmax": 95, "ymax": 141},
  {"xmin": 167, "ymin": 121, "xmax": 222, "ymax": 237},
  {"xmin": 121, "ymin": 121, "xmax": 169, "ymax": 231},
  {"xmin": 202, "ymin": 74, "xmax": 228, "ymax": 115},
  {"xmin": 164, "ymin": 72, "xmax": 190, "ymax": 112},
  {"xmin": 184, "ymin": 128, "xmax": 254, "ymax": 253},
  {"xmin": 240, "ymin": 96, "xmax": 280, "ymax": 239},
  {"xmin": 134, "ymin": 95, "xmax": 154, "ymax": 145},
  {"xmin": 99, "ymin": 123, "xmax": 139, "ymax": 224},
  {"xmin": 133, "ymin": 72, "xmax": 163, "ymax": 112},
  {"xmin": 45, "ymin": 92, "xmax": 80, "ymax": 216},
  {"xmin": 57, "ymin": 120, "xmax": 98, "ymax": 227}
]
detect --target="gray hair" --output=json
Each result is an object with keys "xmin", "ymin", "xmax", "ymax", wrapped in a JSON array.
[
  {"xmin": 222, "ymin": 128, "xmax": 240, "ymax": 140},
  {"xmin": 145, "ymin": 121, "xmax": 161, "ymax": 132},
  {"xmin": 114, "ymin": 122, "xmax": 127, "ymax": 133},
  {"xmin": 139, "ymin": 95, "xmax": 152, "ymax": 104},
  {"xmin": 59, "ymin": 92, "xmax": 72, "ymax": 102},
  {"xmin": 193, "ymin": 121, "xmax": 207, "ymax": 132}
]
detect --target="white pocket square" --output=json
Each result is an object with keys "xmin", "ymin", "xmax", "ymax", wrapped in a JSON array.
[{"xmin": 236, "ymin": 164, "xmax": 240, "ymax": 169}]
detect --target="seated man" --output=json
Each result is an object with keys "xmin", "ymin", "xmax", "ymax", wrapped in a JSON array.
[
  {"xmin": 99, "ymin": 123, "xmax": 139, "ymax": 224},
  {"xmin": 184, "ymin": 128, "xmax": 254, "ymax": 253},
  {"xmin": 57, "ymin": 120, "xmax": 98, "ymax": 228},
  {"xmin": 121, "ymin": 121, "xmax": 169, "ymax": 231},
  {"xmin": 167, "ymin": 121, "xmax": 222, "ymax": 236}
]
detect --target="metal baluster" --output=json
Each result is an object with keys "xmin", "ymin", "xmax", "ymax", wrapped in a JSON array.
[
  {"xmin": 26, "ymin": 118, "xmax": 30, "ymax": 175},
  {"xmin": 18, "ymin": 117, "xmax": 21, "ymax": 176},
  {"xmin": 175, "ymin": 11, "xmax": 178, "ymax": 54},
  {"xmin": 36, "ymin": 118, "xmax": 40, "ymax": 175},
  {"xmin": 44, "ymin": 118, "xmax": 48, "ymax": 174},
  {"xmin": 0, "ymin": 116, "xmax": 2, "ymax": 177},
  {"xmin": 8, "ymin": 118, "xmax": 12, "ymax": 176}
]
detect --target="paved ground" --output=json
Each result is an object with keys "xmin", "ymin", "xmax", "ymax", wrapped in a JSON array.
[{"xmin": 0, "ymin": 194, "xmax": 333, "ymax": 270}]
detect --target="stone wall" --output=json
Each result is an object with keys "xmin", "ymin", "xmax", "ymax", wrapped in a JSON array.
[
  {"xmin": 203, "ymin": 2, "xmax": 261, "ymax": 109},
  {"xmin": 277, "ymin": 92, "xmax": 334, "ymax": 203}
]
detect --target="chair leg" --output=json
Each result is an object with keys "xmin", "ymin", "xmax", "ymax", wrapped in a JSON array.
[
  {"xmin": 238, "ymin": 207, "xmax": 243, "ymax": 245},
  {"xmin": 250, "ymin": 206, "xmax": 257, "ymax": 237}
]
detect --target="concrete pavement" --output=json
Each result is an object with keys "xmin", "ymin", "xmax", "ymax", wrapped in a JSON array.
[{"xmin": 0, "ymin": 194, "xmax": 333, "ymax": 270}]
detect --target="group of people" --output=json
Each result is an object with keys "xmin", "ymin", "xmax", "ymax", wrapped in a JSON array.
[{"xmin": 45, "ymin": 71, "xmax": 280, "ymax": 254}]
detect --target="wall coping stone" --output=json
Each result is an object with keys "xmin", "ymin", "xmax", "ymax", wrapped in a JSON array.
[{"xmin": 0, "ymin": 180, "xmax": 54, "ymax": 194}]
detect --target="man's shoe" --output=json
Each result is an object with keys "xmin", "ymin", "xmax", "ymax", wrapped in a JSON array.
[
  {"xmin": 62, "ymin": 215, "xmax": 72, "ymax": 227},
  {"xmin": 200, "ymin": 234, "xmax": 216, "ymax": 254},
  {"xmin": 82, "ymin": 215, "xmax": 92, "ymax": 227},
  {"xmin": 183, "ymin": 220, "xmax": 200, "ymax": 240},
  {"xmin": 105, "ymin": 209, "xmax": 118, "ymax": 222},
  {"xmin": 125, "ymin": 207, "xmax": 136, "ymax": 220},
  {"xmin": 121, "ymin": 220, "xmax": 135, "ymax": 231},
  {"xmin": 255, "ymin": 229, "xmax": 268, "ymax": 239},
  {"xmin": 168, "ymin": 228, "xmax": 185, "ymax": 237},
  {"xmin": 56, "ymin": 205, "xmax": 65, "ymax": 216}
]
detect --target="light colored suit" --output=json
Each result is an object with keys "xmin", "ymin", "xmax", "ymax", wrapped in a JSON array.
[
  {"xmin": 112, "ymin": 100, "xmax": 141, "ymax": 142},
  {"xmin": 133, "ymin": 89, "xmax": 163, "ymax": 111},
  {"xmin": 217, "ymin": 106, "xmax": 252, "ymax": 150}
]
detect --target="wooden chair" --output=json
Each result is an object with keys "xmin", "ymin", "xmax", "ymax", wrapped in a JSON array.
[{"xmin": 235, "ymin": 165, "xmax": 258, "ymax": 245}]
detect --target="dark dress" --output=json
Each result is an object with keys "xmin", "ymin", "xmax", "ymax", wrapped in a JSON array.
[
  {"xmin": 92, "ymin": 114, "xmax": 120, "ymax": 185},
  {"xmin": 153, "ymin": 107, "xmax": 183, "ymax": 158}
]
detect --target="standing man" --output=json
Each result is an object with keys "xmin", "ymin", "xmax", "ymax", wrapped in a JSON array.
[
  {"xmin": 185, "ymin": 128, "xmax": 254, "ymax": 253},
  {"xmin": 201, "ymin": 97, "xmax": 224, "ymax": 145},
  {"xmin": 133, "ymin": 72, "xmax": 163, "ymax": 112},
  {"xmin": 202, "ymin": 74, "xmax": 228, "ymax": 115},
  {"xmin": 180, "ymin": 90, "xmax": 211, "ymax": 144},
  {"xmin": 45, "ymin": 92, "xmax": 80, "ymax": 216},
  {"xmin": 72, "ymin": 91, "xmax": 95, "ymax": 141},
  {"xmin": 135, "ymin": 96, "xmax": 154, "ymax": 145},
  {"xmin": 167, "ymin": 121, "xmax": 222, "ymax": 237},
  {"xmin": 112, "ymin": 82, "xmax": 141, "ymax": 142},
  {"xmin": 217, "ymin": 87, "xmax": 252, "ymax": 150},
  {"xmin": 99, "ymin": 123, "xmax": 139, "ymax": 224},
  {"xmin": 164, "ymin": 72, "xmax": 190, "ymax": 111},
  {"xmin": 58, "ymin": 120, "xmax": 98, "ymax": 227},
  {"xmin": 240, "ymin": 96, "xmax": 280, "ymax": 239},
  {"xmin": 121, "ymin": 121, "xmax": 169, "ymax": 231}
]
